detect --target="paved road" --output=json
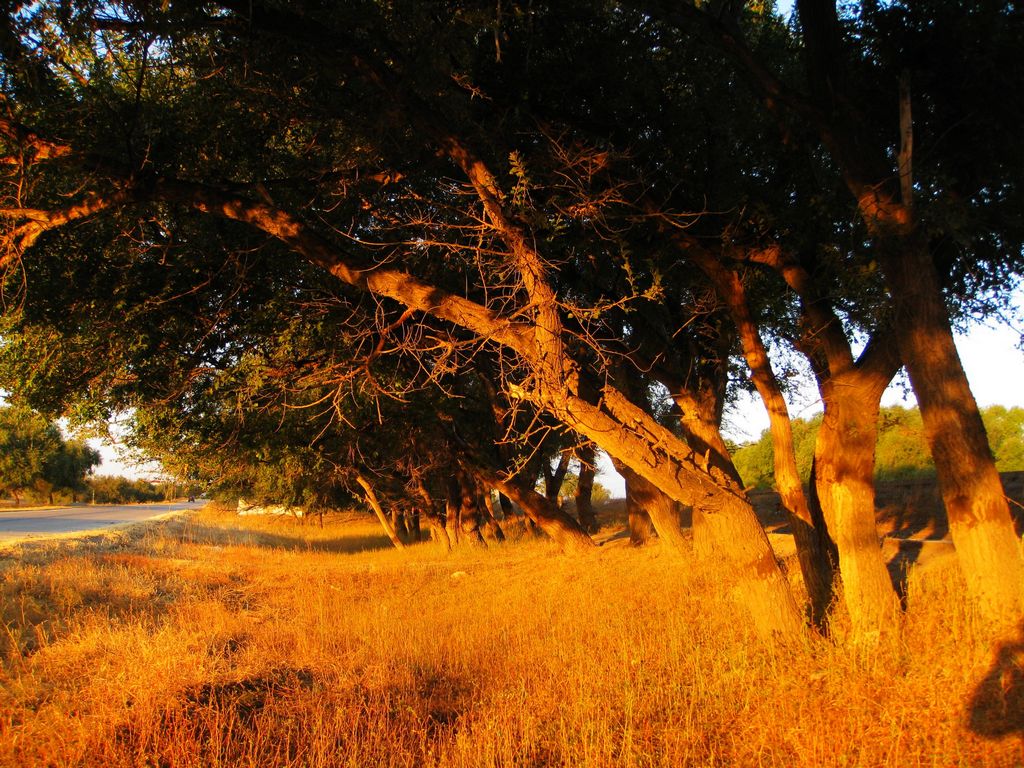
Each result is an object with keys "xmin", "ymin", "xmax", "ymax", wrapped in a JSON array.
[{"xmin": 0, "ymin": 501, "xmax": 206, "ymax": 545}]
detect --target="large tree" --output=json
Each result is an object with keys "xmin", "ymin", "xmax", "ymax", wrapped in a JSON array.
[
  {"xmin": 2, "ymin": 0, "xmax": 1022, "ymax": 636},
  {"xmin": 0, "ymin": 0, "xmax": 808, "ymax": 637}
]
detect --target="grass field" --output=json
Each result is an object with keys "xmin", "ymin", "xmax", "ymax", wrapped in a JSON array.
[{"xmin": 0, "ymin": 502, "xmax": 1022, "ymax": 767}]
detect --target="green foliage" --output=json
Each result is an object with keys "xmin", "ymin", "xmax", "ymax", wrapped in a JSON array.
[
  {"xmin": 1, "ymin": 1, "xmax": 1021, "ymax": 518},
  {"xmin": 734, "ymin": 405, "xmax": 1024, "ymax": 490},
  {"xmin": 0, "ymin": 405, "xmax": 99, "ymax": 504},
  {"xmin": 733, "ymin": 414, "xmax": 822, "ymax": 490},
  {"xmin": 84, "ymin": 476, "xmax": 164, "ymax": 504}
]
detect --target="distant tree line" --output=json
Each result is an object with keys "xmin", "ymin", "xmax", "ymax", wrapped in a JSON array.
[
  {"xmin": 735, "ymin": 405, "xmax": 1024, "ymax": 490},
  {"xmin": 84, "ymin": 475, "xmax": 199, "ymax": 505}
]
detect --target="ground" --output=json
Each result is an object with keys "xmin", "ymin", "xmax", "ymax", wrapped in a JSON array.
[{"xmin": 0, "ymin": 481, "xmax": 1022, "ymax": 767}]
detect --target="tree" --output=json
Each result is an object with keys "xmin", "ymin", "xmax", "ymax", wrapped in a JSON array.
[
  {"xmin": 43, "ymin": 439, "xmax": 101, "ymax": 503},
  {"xmin": 0, "ymin": 405, "xmax": 97, "ymax": 504},
  {"xmin": 5, "ymin": 1, "xmax": 1022, "ymax": 637},
  {"xmin": 0, "ymin": 405, "xmax": 61, "ymax": 505},
  {"xmin": 0, "ymin": 2, "xmax": 805, "ymax": 637},
  {"xmin": 622, "ymin": 0, "xmax": 1024, "ymax": 623}
]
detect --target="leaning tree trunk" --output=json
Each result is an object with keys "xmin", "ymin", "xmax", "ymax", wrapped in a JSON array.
[
  {"xmin": 543, "ymin": 387, "xmax": 804, "ymax": 639},
  {"xmin": 478, "ymin": 469, "xmax": 595, "ymax": 552},
  {"xmin": 9, "ymin": 103, "xmax": 801, "ymax": 639},
  {"xmin": 698, "ymin": 258, "xmax": 838, "ymax": 626},
  {"xmin": 614, "ymin": 458, "xmax": 687, "ymax": 554},
  {"xmin": 354, "ymin": 473, "xmax": 405, "ymax": 550},
  {"xmin": 411, "ymin": 472, "xmax": 451, "ymax": 551},
  {"xmin": 479, "ymin": 486, "xmax": 507, "ymax": 542},
  {"xmin": 881, "ymin": 237, "xmax": 1024, "ymax": 622}
]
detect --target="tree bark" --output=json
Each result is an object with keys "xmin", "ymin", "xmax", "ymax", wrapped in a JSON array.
[
  {"xmin": 574, "ymin": 443, "xmax": 599, "ymax": 533},
  {"xmin": 497, "ymin": 492, "xmax": 514, "ymax": 520},
  {"xmin": 355, "ymin": 472, "xmax": 405, "ymax": 550},
  {"xmin": 614, "ymin": 457, "xmax": 688, "ymax": 554},
  {"xmin": 882, "ymin": 237, "xmax": 1024, "ymax": 622}
]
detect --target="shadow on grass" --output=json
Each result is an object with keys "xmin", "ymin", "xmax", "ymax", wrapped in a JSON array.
[
  {"xmin": 968, "ymin": 621, "xmax": 1024, "ymax": 739},
  {"xmin": 118, "ymin": 665, "xmax": 472, "ymax": 766},
  {"xmin": 175, "ymin": 522, "xmax": 395, "ymax": 555}
]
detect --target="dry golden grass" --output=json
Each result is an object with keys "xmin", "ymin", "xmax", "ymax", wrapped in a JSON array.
[{"xmin": 0, "ymin": 503, "xmax": 1022, "ymax": 767}]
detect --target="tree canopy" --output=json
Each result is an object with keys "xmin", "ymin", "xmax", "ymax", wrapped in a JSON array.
[
  {"xmin": 0, "ymin": 405, "xmax": 100, "ymax": 504},
  {"xmin": 2, "ymin": 1, "xmax": 1023, "ymax": 636}
]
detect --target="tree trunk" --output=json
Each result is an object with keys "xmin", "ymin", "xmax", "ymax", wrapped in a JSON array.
[
  {"xmin": 497, "ymin": 492, "xmax": 513, "ymax": 520},
  {"xmin": 445, "ymin": 474, "xmax": 462, "ymax": 545},
  {"xmin": 574, "ymin": 443, "xmax": 599, "ymax": 533},
  {"xmin": 881, "ymin": 238, "xmax": 1024, "ymax": 622},
  {"xmin": 454, "ymin": 468, "xmax": 487, "ymax": 546},
  {"xmin": 789, "ymin": 2, "xmax": 1024, "ymax": 623},
  {"xmin": 615, "ymin": 458, "xmax": 687, "ymax": 554},
  {"xmin": 697, "ymin": 260, "xmax": 838, "ymax": 626},
  {"xmin": 627, "ymin": 487, "xmax": 655, "ymax": 546},
  {"xmin": 813, "ymin": 387, "xmax": 899, "ymax": 640},
  {"xmin": 407, "ymin": 510, "xmax": 422, "ymax": 542},
  {"xmin": 544, "ymin": 450, "xmax": 571, "ymax": 503},
  {"xmin": 480, "ymin": 489, "xmax": 507, "ymax": 542},
  {"xmin": 545, "ymin": 387, "xmax": 805, "ymax": 639},
  {"xmin": 392, "ymin": 507, "xmax": 409, "ymax": 543},
  {"xmin": 354, "ymin": 473, "xmax": 405, "ymax": 550},
  {"xmin": 479, "ymin": 470, "xmax": 595, "ymax": 552},
  {"xmin": 412, "ymin": 473, "xmax": 450, "ymax": 551}
]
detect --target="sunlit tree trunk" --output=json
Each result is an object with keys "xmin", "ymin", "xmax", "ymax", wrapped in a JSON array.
[
  {"xmin": 474, "ymin": 467, "xmax": 595, "ymax": 552},
  {"xmin": 812, "ymin": 380, "xmax": 899, "ymax": 640},
  {"xmin": 613, "ymin": 457, "xmax": 686, "ymax": 553},
  {"xmin": 686, "ymin": 251, "xmax": 838, "ymax": 626},
  {"xmin": 793, "ymin": 0, "xmax": 1024, "ymax": 624},
  {"xmin": 624, "ymin": 471, "xmax": 655, "ymax": 546},
  {"xmin": 355, "ymin": 472, "xmax": 405, "ymax": 550},
  {"xmin": 881, "ymin": 236, "xmax": 1024, "ymax": 622}
]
